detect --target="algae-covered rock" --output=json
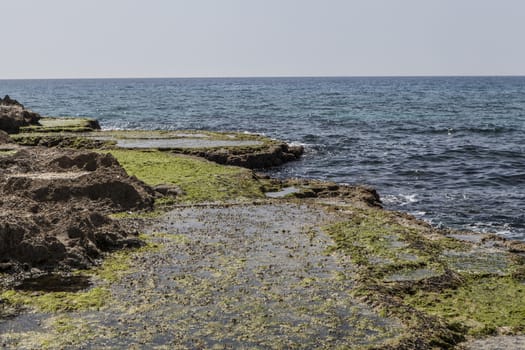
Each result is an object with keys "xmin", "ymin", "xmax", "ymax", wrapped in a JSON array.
[
  {"xmin": 20, "ymin": 116, "xmax": 101, "ymax": 133},
  {"xmin": 324, "ymin": 206, "xmax": 525, "ymax": 348}
]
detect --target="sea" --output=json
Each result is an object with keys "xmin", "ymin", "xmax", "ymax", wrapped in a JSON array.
[{"xmin": 2, "ymin": 77, "xmax": 524, "ymax": 241}]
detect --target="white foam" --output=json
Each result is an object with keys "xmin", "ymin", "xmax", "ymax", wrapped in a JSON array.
[{"xmin": 382, "ymin": 193, "xmax": 418, "ymax": 206}]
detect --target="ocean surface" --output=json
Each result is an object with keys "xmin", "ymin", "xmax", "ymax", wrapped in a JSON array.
[{"xmin": 2, "ymin": 77, "xmax": 524, "ymax": 240}]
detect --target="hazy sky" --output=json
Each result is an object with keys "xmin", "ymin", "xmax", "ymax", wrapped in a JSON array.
[{"xmin": 2, "ymin": 0, "xmax": 524, "ymax": 79}]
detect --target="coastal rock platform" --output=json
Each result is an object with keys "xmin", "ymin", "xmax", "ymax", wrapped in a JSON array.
[
  {"xmin": 0, "ymin": 110, "xmax": 523, "ymax": 349},
  {"xmin": 12, "ymin": 121, "xmax": 304, "ymax": 169}
]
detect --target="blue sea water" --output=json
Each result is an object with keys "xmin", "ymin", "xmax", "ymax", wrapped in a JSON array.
[{"xmin": 2, "ymin": 77, "xmax": 524, "ymax": 240}]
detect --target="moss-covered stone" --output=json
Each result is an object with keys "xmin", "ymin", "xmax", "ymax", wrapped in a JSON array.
[
  {"xmin": 325, "ymin": 208, "xmax": 447, "ymax": 281},
  {"xmin": 0, "ymin": 286, "xmax": 109, "ymax": 313},
  {"xmin": 19, "ymin": 117, "xmax": 100, "ymax": 133},
  {"xmin": 107, "ymin": 149, "xmax": 267, "ymax": 203},
  {"xmin": 11, "ymin": 133, "xmax": 112, "ymax": 148}
]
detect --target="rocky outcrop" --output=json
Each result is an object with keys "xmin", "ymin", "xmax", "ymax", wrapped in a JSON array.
[
  {"xmin": 0, "ymin": 149, "xmax": 156, "ymax": 271},
  {"xmin": 183, "ymin": 143, "xmax": 304, "ymax": 169},
  {"xmin": 263, "ymin": 177, "xmax": 383, "ymax": 207},
  {"xmin": 0, "ymin": 95, "xmax": 41, "ymax": 134}
]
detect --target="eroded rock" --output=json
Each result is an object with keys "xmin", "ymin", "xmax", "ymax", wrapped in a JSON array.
[
  {"xmin": 0, "ymin": 96, "xmax": 41, "ymax": 134},
  {"xmin": 0, "ymin": 148, "xmax": 155, "ymax": 271}
]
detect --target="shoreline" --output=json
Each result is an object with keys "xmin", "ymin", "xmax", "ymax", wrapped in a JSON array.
[{"xmin": 1, "ymin": 101, "xmax": 524, "ymax": 349}]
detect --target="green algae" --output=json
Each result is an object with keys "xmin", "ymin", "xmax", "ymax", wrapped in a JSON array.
[
  {"xmin": 20, "ymin": 117, "xmax": 100, "ymax": 133},
  {"xmin": 0, "ymin": 237, "xmax": 160, "ymax": 313},
  {"xmin": 107, "ymin": 149, "xmax": 266, "ymax": 202},
  {"xmin": 1, "ymin": 204, "xmax": 401, "ymax": 348},
  {"xmin": 0, "ymin": 287, "xmax": 109, "ymax": 313},
  {"xmin": 0, "ymin": 149, "xmax": 17, "ymax": 156},
  {"xmin": 11, "ymin": 133, "xmax": 114, "ymax": 149},
  {"xmin": 406, "ymin": 277, "xmax": 525, "ymax": 336},
  {"xmin": 323, "ymin": 206, "xmax": 525, "ymax": 347},
  {"xmin": 87, "ymin": 236, "xmax": 162, "ymax": 283},
  {"xmin": 325, "ymin": 208, "xmax": 444, "ymax": 280},
  {"xmin": 442, "ymin": 249, "xmax": 516, "ymax": 276}
]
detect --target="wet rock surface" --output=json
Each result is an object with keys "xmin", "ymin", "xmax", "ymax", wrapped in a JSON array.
[
  {"xmin": 0, "ymin": 203, "xmax": 402, "ymax": 349},
  {"xmin": 0, "ymin": 172, "xmax": 522, "ymax": 348},
  {"xmin": 0, "ymin": 96, "xmax": 41, "ymax": 134},
  {"xmin": 0, "ymin": 148, "xmax": 155, "ymax": 271}
]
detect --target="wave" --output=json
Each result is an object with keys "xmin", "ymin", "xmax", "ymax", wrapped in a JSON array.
[{"xmin": 382, "ymin": 194, "xmax": 419, "ymax": 206}]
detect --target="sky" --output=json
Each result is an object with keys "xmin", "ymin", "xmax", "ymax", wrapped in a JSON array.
[{"xmin": 1, "ymin": 0, "xmax": 524, "ymax": 79}]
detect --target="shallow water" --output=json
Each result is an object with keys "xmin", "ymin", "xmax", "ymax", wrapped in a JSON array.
[
  {"xmin": 113, "ymin": 138, "xmax": 262, "ymax": 149},
  {"xmin": 14, "ymin": 275, "xmax": 91, "ymax": 293},
  {"xmin": 2, "ymin": 77, "xmax": 524, "ymax": 240}
]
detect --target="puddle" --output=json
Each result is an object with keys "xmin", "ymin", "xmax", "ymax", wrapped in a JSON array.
[
  {"xmin": 86, "ymin": 132, "xmax": 211, "ymax": 140},
  {"xmin": 265, "ymin": 186, "xmax": 300, "ymax": 198},
  {"xmin": 81, "ymin": 132, "xmax": 263, "ymax": 149},
  {"xmin": 39, "ymin": 118, "xmax": 88, "ymax": 127},
  {"xmin": 14, "ymin": 274, "xmax": 91, "ymax": 292},
  {"xmin": 114, "ymin": 138, "xmax": 263, "ymax": 149}
]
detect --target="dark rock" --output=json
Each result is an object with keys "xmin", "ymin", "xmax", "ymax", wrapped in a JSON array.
[
  {"xmin": 188, "ymin": 143, "xmax": 304, "ymax": 169},
  {"xmin": 0, "ymin": 95, "xmax": 23, "ymax": 107},
  {"xmin": 0, "ymin": 262, "xmax": 14, "ymax": 272},
  {"xmin": 281, "ymin": 179, "xmax": 382, "ymax": 208},
  {"xmin": 154, "ymin": 184, "xmax": 184, "ymax": 197},
  {"xmin": 0, "ymin": 96, "xmax": 41, "ymax": 134},
  {"xmin": 13, "ymin": 135, "xmax": 110, "ymax": 149},
  {"xmin": 86, "ymin": 119, "xmax": 101, "ymax": 130}
]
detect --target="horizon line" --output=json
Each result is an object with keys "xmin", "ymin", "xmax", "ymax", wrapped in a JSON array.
[{"xmin": 1, "ymin": 74, "xmax": 525, "ymax": 81}]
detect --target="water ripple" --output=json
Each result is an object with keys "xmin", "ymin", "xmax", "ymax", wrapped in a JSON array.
[{"xmin": 2, "ymin": 76, "xmax": 524, "ymax": 240}]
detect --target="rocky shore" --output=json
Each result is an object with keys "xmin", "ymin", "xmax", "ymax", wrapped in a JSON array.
[
  {"xmin": 0, "ymin": 99, "xmax": 524, "ymax": 349},
  {"xmin": 0, "ymin": 148, "xmax": 154, "ymax": 272}
]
